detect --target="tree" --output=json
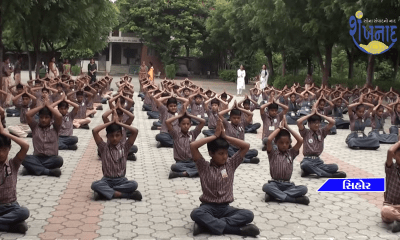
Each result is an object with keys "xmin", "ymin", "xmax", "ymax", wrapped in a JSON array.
[
  {"xmin": 119, "ymin": 0, "xmax": 212, "ymax": 66},
  {"xmin": 5, "ymin": 0, "xmax": 118, "ymax": 78}
]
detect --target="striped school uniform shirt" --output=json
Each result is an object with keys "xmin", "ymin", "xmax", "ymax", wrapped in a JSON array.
[
  {"xmin": 267, "ymin": 148, "xmax": 299, "ymax": 181},
  {"xmin": 169, "ymin": 125, "xmax": 202, "ymax": 161},
  {"xmin": 384, "ymin": 162, "xmax": 400, "ymax": 205},
  {"xmin": 206, "ymin": 109, "xmax": 218, "ymax": 129},
  {"xmin": 158, "ymin": 105, "xmax": 179, "ymax": 133},
  {"xmin": 299, "ymin": 126, "xmax": 329, "ymax": 156},
  {"xmin": 59, "ymin": 111, "xmax": 76, "ymax": 136},
  {"xmin": 0, "ymin": 158, "xmax": 21, "ymax": 204},
  {"xmin": 29, "ymin": 121, "xmax": 59, "ymax": 156},
  {"xmin": 261, "ymin": 111, "xmax": 284, "ymax": 140},
  {"xmin": 75, "ymin": 99, "xmax": 88, "ymax": 119},
  {"xmin": 195, "ymin": 151, "xmax": 243, "ymax": 203},
  {"xmin": 98, "ymin": 140, "xmax": 133, "ymax": 178},
  {"xmin": 190, "ymin": 102, "xmax": 205, "ymax": 118},
  {"xmin": 222, "ymin": 118, "xmax": 247, "ymax": 148}
]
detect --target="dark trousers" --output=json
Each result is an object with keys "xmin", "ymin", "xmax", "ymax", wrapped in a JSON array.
[
  {"xmin": 0, "ymin": 202, "xmax": 29, "ymax": 232},
  {"xmin": 155, "ymin": 132, "xmax": 174, "ymax": 147},
  {"xmin": 90, "ymin": 74, "xmax": 96, "ymax": 83},
  {"xmin": 245, "ymin": 123, "xmax": 261, "ymax": 133},
  {"xmin": 91, "ymin": 177, "xmax": 138, "ymax": 200},
  {"xmin": 228, "ymin": 145, "xmax": 258, "ymax": 163},
  {"xmin": 22, "ymin": 155, "xmax": 63, "ymax": 176},
  {"xmin": 147, "ymin": 111, "xmax": 160, "ymax": 119},
  {"xmin": 190, "ymin": 203, "xmax": 254, "ymax": 235},
  {"xmin": 101, "ymin": 98, "xmax": 107, "ymax": 104},
  {"xmin": 300, "ymin": 157, "xmax": 338, "ymax": 177},
  {"xmin": 58, "ymin": 136, "xmax": 78, "ymax": 150},
  {"xmin": 171, "ymin": 161, "xmax": 198, "ymax": 177},
  {"xmin": 262, "ymin": 180, "xmax": 307, "ymax": 201},
  {"xmin": 153, "ymin": 120, "xmax": 162, "ymax": 127},
  {"xmin": 203, "ymin": 129, "xmax": 215, "ymax": 137},
  {"xmin": 390, "ymin": 126, "xmax": 399, "ymax": 135},
  {"xmin": 138, "ymin": 92, "xmax": 145, "ymax": 99},
  {"xmin": 143, "ymin": 104, "xmax": 152, "ymax": 111},
  {"xmin": 6, "ymin": 108, "xmax": 20, "ymax": 117}
]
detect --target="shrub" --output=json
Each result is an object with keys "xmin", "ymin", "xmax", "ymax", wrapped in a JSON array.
[
  {"xmin": 272, "ymin": 74, "xmax": 400, "ymax": 92},
  {"xmin": 165, "ymin": 64, "xmax": 176, "ymax": 79},
  {"xmin": 71, "ymin": 66, "xmax": 81, "ymax": 76},
  {"xmin": 218, "ymin": 70, "xmax": 236, "ymax": 82}
]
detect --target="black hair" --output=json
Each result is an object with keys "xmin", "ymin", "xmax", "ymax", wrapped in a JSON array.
[
  {"xmin": 308, "ymin": 114, "xmax": 322, "ymax": 123},
  {"xmin": 119, "ymin": 97, "xmax": 126, "ymax": 104},
  {"xmin": 268, "ymin": 103, "xmax": 278, "ymax": 110},
  {"xmin": 106, "ymin": 123, "xmax": 122, "ymax": 135},
  {"xmin": 58, "ymin": 101, "xmax": 69, "ymax": 109},
  {"xmin": 149, "ymin": 61, "xmax": 153, "ymax": 66},
  {"xmin": 41, "ymin": 87, "xmax": 49, "ymax": 93},
  {"xmin": 76, "ymin": 91, "xmax": 84, "ymax": 96},
  {"xmin": 290, "ymin": 93, "xmax": 296, "ymax": 98},
  {"xmin": 243, "ymin": 99, "xmax": 250, "ymax": 105},
  {"xmin": 173, "ymin": 85, "xmax": 180, "ymax": 89},
  {"xmin": 21, "ymin": 93, "xmax": 30, "ymax": 99},
  {"xmin": 166, "ymin": 97, "xmax": 178, "ymax": 106},
  {"xmin": 154, "ymin": 89, "xmax": 161, "ymax": 94},
  {"xmin": 230, "ymin": 108, "xmax": 241, "ymax": 117},
  {"xmin": 377, "ymin": 105, "xmax": 384, "ymax": 111},
  {"xmin": 16, "ymin": 84, "xmax": 23, "ymax": 89},
  {"xmin": 39, "ymin": 107, "xmax": 52, "ymax": 117},
  {"xmin": 207, "ymin": 138, "xmax": 229, "ymax": 153},
  {"xmin": 161, "ymin": 92, "xmax": 169, "ymax": 97},
  {"xmin": 355, "ymin": 104, "xmax": 365, "ymax": 112},
  {"xmin": 116, "ymin": 108, "xmax": 123, "ymax": 116},
  {"xmin": 84, "ymin": 86, "xmax": 91, "ymax": 91},
  {"xmin": 69, "ymin": 80, "xmax": 74, "ymax": 84},
  {"xmin": 0, "ymin": 134, "xmax": 11, "ymax": 148},
  {"xmin": 319, "ymin": 99, "xmax": 326, "ymax": 105},
  {"xmin": 210, "ymin": 98, "xmax": 220, "ymax": 106},
  {"xmin": 56, "ymin": 83, "xmax": 63, "ymax": 88},
  {"xmin": 178, "ymin": 114, "xmax": 191, "ymax": 124},
  {"xmin": 221, "ymin": 93, "xmax": 227, "ymax": 98},
  {"xmin": 275, "ymin": 129, "xmax": 292, "ymax": 148},
  {"xmin": 35, "ymin": 80, "xmax": 41, "ymax": 84},
  {"xmin": 194, "ymin": 94, "xmax": 202, "ymax": 99}
]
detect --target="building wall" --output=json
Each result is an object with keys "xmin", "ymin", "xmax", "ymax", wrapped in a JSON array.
[{"xmin": 140, "ymin": 45, "xmax": 165, "ymax": 78}]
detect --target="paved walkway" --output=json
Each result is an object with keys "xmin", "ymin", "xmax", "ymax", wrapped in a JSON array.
[{"xmin": 0, "ymin": 75, "xmax": 398, "ymax": 240}]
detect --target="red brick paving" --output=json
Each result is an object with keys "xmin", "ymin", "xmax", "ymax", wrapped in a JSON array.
[{"xmin": 39, "ymin": 136, "xmax": 104, "ymax": 240}]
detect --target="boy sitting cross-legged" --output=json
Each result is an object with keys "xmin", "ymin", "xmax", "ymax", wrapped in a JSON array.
[
  {"xmin": 189, "ymin": 119, "xmax": 260, "ymax": 237},
  {"xmin": 91, "ymin": 110, "xmax": 142, "ymax": 201}
]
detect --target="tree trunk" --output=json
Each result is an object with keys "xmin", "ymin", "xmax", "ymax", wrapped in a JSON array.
[
  {"xmin": 315, "ymin": 41, "xmax": 327, "ymax": 85},
  {"xmin": 282, "ymin": 50, "xmax": 286, "ymax": 76},
  {"xmin": 34, "ymin": 43, "xmax": 41, "ymax": 78},
  {"xmin": 346, "ymin": 47, "xmax": 354, "ymax": 79},
  {"xmin": 307, "ymin": 57, "xmax": 312, "ymax": 75},
  {"xmin": 324, "ymin": 44, "xmax": 333, "ymax": 86},
  {"xmin": 265, "ymin": 50, "xmax": 274, "ymax": 78},
  {"xmin": 185, "ymin": 45, "xmax": 189, "ymax": 69},
  {"xmin": 22, "ymin": 26, "xmax": 32, "ymax": 80},
  {"xmin": 393, "ymin": 49, "xmax": 399, "ymax": 81},
  {"xmin": 366, "ymin": 54, "xmax": 375, "ymax": 85}
]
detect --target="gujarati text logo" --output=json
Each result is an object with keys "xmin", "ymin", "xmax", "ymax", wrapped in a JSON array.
[{"xmin": 349, "ymin": 11, "xmax": 397, "ymax": 55}]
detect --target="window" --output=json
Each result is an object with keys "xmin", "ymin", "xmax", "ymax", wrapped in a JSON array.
[
  {"xmin": 147, "ymin": 47, "xmax": 156, "ymax": 56},
  {"xmin": 112, "ymin": 29, "xmax": 119, "ymax": 37}
]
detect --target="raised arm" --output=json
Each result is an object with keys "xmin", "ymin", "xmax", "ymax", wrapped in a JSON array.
[
  {"xmin": 386, "ymin": 141, "xmax": 400, "ymax": 167},
  {"xmin": 0, "ymin": 124, "xmax": 29, "ymax": 163},
  {"xmin": 297, "ymin": 108, "xmax": 317, "ymax": 130}
]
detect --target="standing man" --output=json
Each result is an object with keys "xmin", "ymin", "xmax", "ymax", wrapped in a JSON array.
[
  {"xmin": 259, "ymin": 64, "xmax": 269, "ymax": 89},
  {"xmin": 14, "ymin": 56, "xmax": 23, "ymax": 85},
  {"xmin": 88, "ymin": 58, "xmax": 97, "ymax": 83}
]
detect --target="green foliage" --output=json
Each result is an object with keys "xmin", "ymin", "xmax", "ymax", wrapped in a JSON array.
[
  {"xmin": 71, "ymin": 66, "xmax": 81, "ymax": 76},
  {"xmin": 165, "ymin": 64, "xmax": 177, "ymax": 79},
  {"xmin": 118, "ymin": 0, "xmax": 213, "ymax": 66},
  {"xmin": 218, "ymin": 70, "xmax": 236, "ymax": 82},
  {"xmin": 61, "ymin": 49, "xmax": 94, "ymax": 60}
]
